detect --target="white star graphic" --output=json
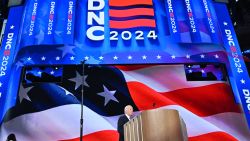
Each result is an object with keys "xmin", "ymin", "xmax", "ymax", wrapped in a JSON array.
[
  {"xmin": 16, "ymin": 61, "xmax": 24, "ymax": 70},
  {"xmin": 200, "ymin": 54, "xmax": 205, "ymax": 58},
  {"xmin": 57, "ymin": 45, "xmax": 76, "ymax": 58},
  {"xmin": 50, "ymin": 71, "xmax": 55, "ymax": 75},
  {"xmin": 56, "ymin": 56, "xmax": 60, "ymax": 61},
  {"xmin": 84, "ymin": 56, "xmax": 89, "ymax": 61},
  {"xmin": 188, "ymin": 69, "xmax": 193, "ymax": 73},
  {"xmin": 27, "ymin": 57, "xmax": 32, "ymax": 61},
  {"xmin": 128, "ymin": 55, "xmax": 132, "ymax": 60},
  {"xmin": 186, "ymin": 54, "xmax": 190, "ymax": 59},
  {"xmin": 35, "ymin": 29, "xmax": 45, "ymax": 44},
  {"xmin": 19, "ymin": 85, "xmax": 33, "ymax": 102},
  {"xmin": 55, "ymin": 30, "xmax": 63, "ymax": 37},
  {"xmin": 113, "ymin": 56, "xmax": 118, "ymax": 60},
  {"xmin": 214, "ymin": 54, "xmax": 219, "ymax": 59},
  {"xmin": 97, "ymin": 85, "xmax": 119, "ymax": 106},
  {"xmin": 41, "ymin": 56, "xmax": 46, "ymax": 61},
  {"xmin": 69, "ymin": 71, "xmax": 89, "ymax": 90},
  {"xmin": 10, "ymin": 25, "xmax": 15, "ymax": 29},
  {"xmin": 99, "ymin": 56, "xmax": 104, "ymax": 60},
  {"xmin": 58, "ymin": 86, "xmax": 74, "ymax": 96},
  {"xmin": 38, "ymin": 71, "xmax": 42, "ymax": 75},
  {"xmin": 157, "ymin": 55, "xmax": 161, "ymax": 59},
  {"xmin": 240, "ymin": 79, "xmax": 246, "ymax": 84},
  {"xmin": 70, "ymin": 56, "xmax": 75, "ymax": 61},
  {"xmin": 201, "ymin": 69, "xmax": 205, "ymax": 73},
  {"xmin": 223, "ymin": 22, "xmax": 228, "ymax": 26},
  {"xmin": 87, "ymin": 56, "xmax": 101, "ymax": 64},
  {"xmin": 0, "ymin": 82, "xmax": 2, "ymax": 87},
  {"xmin": 171, "ymin": 55, "xmax": 176, "ymax": 59},
  {"xmin": 142, "ymin": 55, "xmax": 147, "ymax": 60}
]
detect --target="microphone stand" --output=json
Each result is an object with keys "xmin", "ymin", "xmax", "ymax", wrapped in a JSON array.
[{"xmin": 80, "ymin": 60, "xmax": 85, "ymax": 141}]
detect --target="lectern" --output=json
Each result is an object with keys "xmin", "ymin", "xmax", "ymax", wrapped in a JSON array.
[{"xmin": 124, "ymin": 109, "xmax": 188, "ymax": 141}]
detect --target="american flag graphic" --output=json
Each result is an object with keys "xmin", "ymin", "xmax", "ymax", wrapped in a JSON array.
[
  {"xmin": 109, "ymin": 0, "xmax": 156, "ymax": 29},
  {"xmin": 0, "ymin": 65, "xmax": 249, "ymax": 141}
]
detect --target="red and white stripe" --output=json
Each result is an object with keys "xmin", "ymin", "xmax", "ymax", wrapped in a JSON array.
[
  {"xmin": 1, "ymin": 65, "xmax": 249, "ymax": 141},
  {"xmin": 0, "ymin": 105, "xmax": 249, "ymax": 141},
  {"xmin": 118, "ymin": 65, "xmax": 227, "ymax": 92},
  {"xmin": 119, "ymin": 65, "xmax": 250, "ymax": 140}
]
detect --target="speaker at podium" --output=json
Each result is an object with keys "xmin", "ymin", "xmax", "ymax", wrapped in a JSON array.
[{"xmin": 123, "ymin": 109, "xmax": 188, "ymax": 141}]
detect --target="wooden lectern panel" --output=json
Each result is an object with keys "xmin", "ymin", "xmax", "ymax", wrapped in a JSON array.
[
  {"xmin": 124, "ymin": 123, "xmax": 128, "ymax": 141},
  {"xmin": 124, "ymin": 109, "xmax": 187, "ymax": 141},
  {"xmin": 141, "ymin": 109, "xmax": 185, "ymax": 141},
  {"xmin": 131, "ymin": 119, "xmax": 135, "ymax": 141},
  {"xmin": 137, "ymin": 115, "xmax": 143, "ymax": 141},
  {"xmin": 133, "ymin": 118, "xmax": 138, "ymax": 141}
]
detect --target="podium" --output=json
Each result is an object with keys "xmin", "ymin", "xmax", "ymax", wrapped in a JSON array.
[{"xmin": 124, "ymin": 109, "xmax": 188, "ymax": 141}]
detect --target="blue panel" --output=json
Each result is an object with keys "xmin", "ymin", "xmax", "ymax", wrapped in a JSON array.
[
  {"xmin": 215, "ymin": 3, "xmax": 250, "ymax": 129},
  {"xmin": 0, "ymin": 6, "xmax": 24, "ymax": 122}
]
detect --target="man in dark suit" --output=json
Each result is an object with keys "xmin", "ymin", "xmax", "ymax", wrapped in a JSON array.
[{"xmin": 117, "ymin": 105, "xmax": 134, "ymax": 141}]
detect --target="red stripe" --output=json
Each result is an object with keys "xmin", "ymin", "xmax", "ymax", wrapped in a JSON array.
[
  {"xmin": 59, "ymin": 130, "xmax": 119, "ymax": 141},
  {"xmin": 109, "ymin": 0, "xmax": 152, "ymax": 7},
  {"xmin": 127, "ymin": 82, "xmax": 241, "ymax": 116},
  {"xmin": 189, "ymin": 132, "xmax": 238, "ymax": 141},
  {"xmin": 109, "ymin": 8, "xmax": 154, "ymax": 18},
  {"xmin": 115, "ymin": 64, "xmax": 156, "ymax": 71},
  {"xmin": 60, "ymin": 130, "xmax": 237, "ymax": 141},
  {"xmin": 110, "ymin": 19, "xmax": 156, "ymax": 29}
]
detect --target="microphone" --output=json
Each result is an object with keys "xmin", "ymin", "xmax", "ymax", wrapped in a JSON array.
[{"xmin": 153, "ymin": 102, "xmax": 156, "ymax": 108}]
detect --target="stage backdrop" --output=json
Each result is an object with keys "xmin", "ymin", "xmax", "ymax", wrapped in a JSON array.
[
  {"xmin": 0, "ymin": 0, "xmax": 250, "ymax": 136},
  {"xmin": 0, "ymin": 64, "xmax": 250, "ymax": 141}
]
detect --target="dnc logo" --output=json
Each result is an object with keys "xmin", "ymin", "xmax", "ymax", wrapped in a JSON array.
[{"xmin": 86, "ymin": 0, "xmax": 157, "ymax": 41}]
